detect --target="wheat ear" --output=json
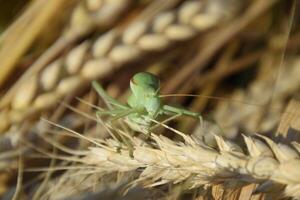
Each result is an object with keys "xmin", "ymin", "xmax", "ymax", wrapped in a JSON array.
[
  {"xmin": 0, "ymin": 0, "xmax": 131, "ymax": 132},
  {"xmin": 0, "ymin": 0, "xmax": 242, "ymax": 132},
  {"xmin": 80, "ymin": 131, "xmax": 300, "ymax": 198}
]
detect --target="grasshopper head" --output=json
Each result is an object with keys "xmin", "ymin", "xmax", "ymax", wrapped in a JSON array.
[
  {"xmin": 130, "ymin": 72, "xmax": 160, "ymax": 96},
  {"xmin": 128, "ymin": 72, "xmax": 162, "ymax": 118}
]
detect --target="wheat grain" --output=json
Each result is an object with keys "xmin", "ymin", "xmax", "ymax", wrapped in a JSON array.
[
  {"xmin": 65, "ymin": 41, "xmax": 91, "ymax": 74},
  {"xmin": 67, "ymin": 0, "xmax": 130, "ymax": 36},
  {"xmin": 11, "ymin": 76, "xmax": 38, "ymax": 110}
]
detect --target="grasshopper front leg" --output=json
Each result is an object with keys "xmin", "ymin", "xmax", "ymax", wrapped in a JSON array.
[
  {"xmin": 92, "ymin": 81, "xmax": 128, "ymax": 110},
  {"xmin": 93, "ymin": 81, "xmax": 135, "ymax": 157},
  {"xmin": 162, "ymin": 104, "xmax": 204, "ymax": 126}
]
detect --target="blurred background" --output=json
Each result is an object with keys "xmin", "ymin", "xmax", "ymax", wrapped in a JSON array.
[{"xmin": 0, "ymin": 0, "xmax": 299, "ymax": 199}]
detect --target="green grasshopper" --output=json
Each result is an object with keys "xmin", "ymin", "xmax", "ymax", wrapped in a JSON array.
[{"xmin": 92, "ymin": 72, "xmax": 202, "ymax": 134}]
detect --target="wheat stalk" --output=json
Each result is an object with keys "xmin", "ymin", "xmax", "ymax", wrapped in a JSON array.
[{"xmin": 0, "ymin": 0, "xmax": 242, "ymax": 132}]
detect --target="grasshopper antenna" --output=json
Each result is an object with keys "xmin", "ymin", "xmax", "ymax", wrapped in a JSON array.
[{"xmin": 159, "ymin": 94, "xmax": 274, "ymax": 108}]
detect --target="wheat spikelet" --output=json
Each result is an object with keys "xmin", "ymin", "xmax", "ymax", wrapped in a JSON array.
[{"xmin": 0, "ymin": 0, "xmax": 242, "ymax": 133}]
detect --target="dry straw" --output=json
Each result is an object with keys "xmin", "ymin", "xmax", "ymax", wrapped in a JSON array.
[
  {"xmin": 0, "ymin": 0, "xmax": 241, "ymax": 132},
  {"xmin": 0, "ymin": 0, "xmax": 76, "ymax": 87}
]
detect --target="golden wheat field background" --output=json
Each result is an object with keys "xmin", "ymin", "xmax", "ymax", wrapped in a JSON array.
[{"xmin": 0, "ymin": 0, "xmax": 299, "ymax": 199}]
